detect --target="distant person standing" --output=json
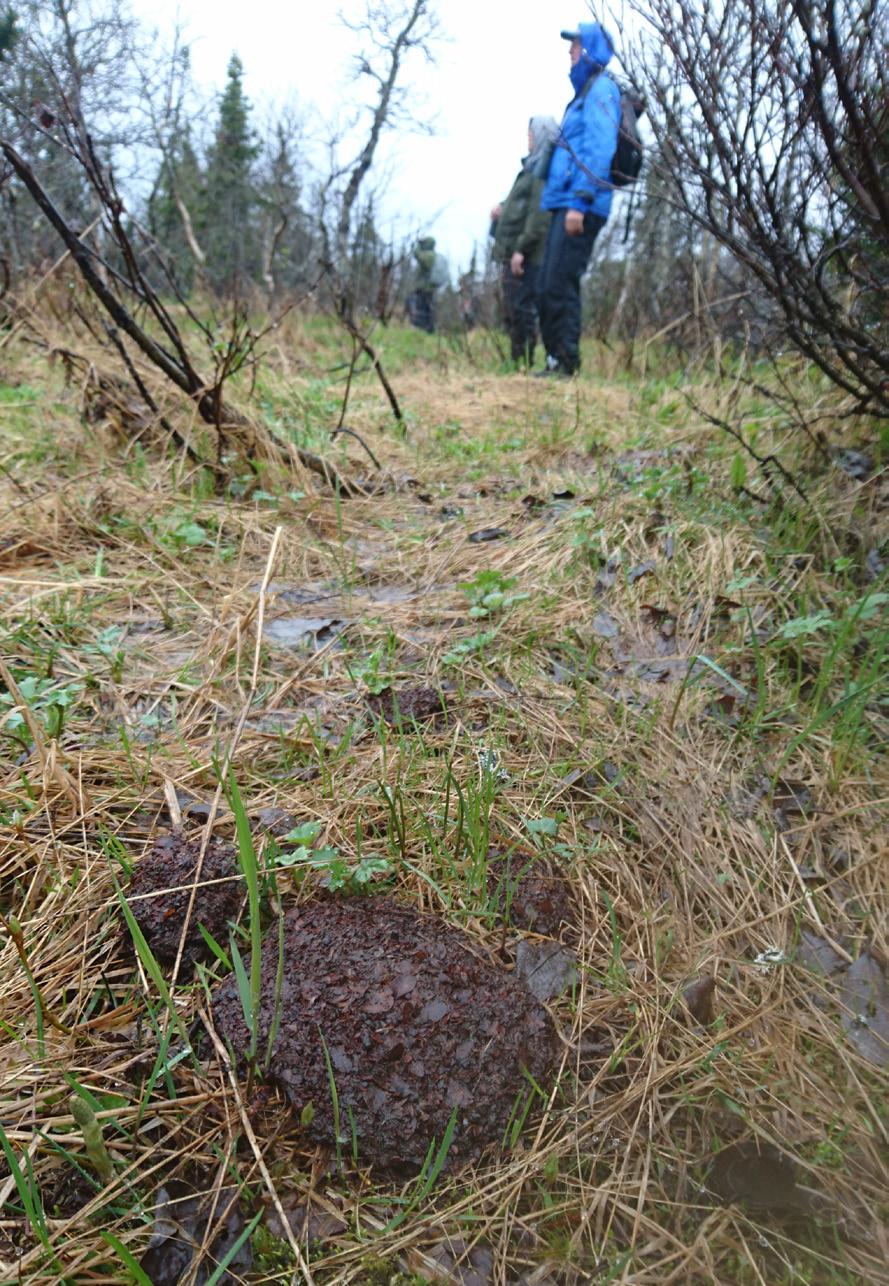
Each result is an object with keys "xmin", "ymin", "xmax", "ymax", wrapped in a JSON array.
[
  {"xmin": 409, "ymin": 236, "xmax": 446, "ymax": 333},
  {"xmin": 489, "ymin": 116, "xmax": 558, "ymax": 366},
  {"xmin": 536, "ymin": 22, "xmax": 620, "ymax": 376}
]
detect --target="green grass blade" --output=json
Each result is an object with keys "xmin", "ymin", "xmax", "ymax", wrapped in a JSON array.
[
  {"xmin": 204, "ymin": 1209, "xmax": 263, "ymax": 1286},
  {"xmin": 226, "ymin": 772, "xmax": 262, "ymax": 1060},
  {"xmin": 100, "ymin": 1230, "xmax": 153, "ymax": 1285}
]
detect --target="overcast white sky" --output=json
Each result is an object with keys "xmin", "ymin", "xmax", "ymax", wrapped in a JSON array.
[{"xmin": 131, "ymin": 0, "xmax": 631, "ymax": 272}]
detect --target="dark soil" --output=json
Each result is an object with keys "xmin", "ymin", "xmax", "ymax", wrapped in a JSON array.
[
  {"xmin": 211, "ymin": 898, "xmax": 556, "ymax": 1172},
  {"xmin": 487, "ymin": 850, "xmax": 575, "ymax": 938},
  {"xmin": 126, "ymin": 834, "xmax": 243, "ymax": 967},
  {"xmin": 366, "ymin": 685, "xmax": 446, "ymax": 724}
]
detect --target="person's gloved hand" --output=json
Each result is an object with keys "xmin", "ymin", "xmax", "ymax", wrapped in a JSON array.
[
  {"xmin": 510, "ymin": 251, "xmax": 525, "ymax": 277},
  {"xmin": 565, "ymin": 208, "xmax": 585, "ymax": 236}
]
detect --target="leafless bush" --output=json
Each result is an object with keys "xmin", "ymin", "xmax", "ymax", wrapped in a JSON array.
[{"xmin": 621, "ymin": 0, "xmax": 888, "ymax": 414}]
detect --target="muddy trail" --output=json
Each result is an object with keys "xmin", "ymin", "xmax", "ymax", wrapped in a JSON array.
[{"xmin": 0, "ymin": 341, "xmax": 886, "ymax": 1285}]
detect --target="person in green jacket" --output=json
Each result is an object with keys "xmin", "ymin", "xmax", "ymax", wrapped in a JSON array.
[
  {"xmin": 409, "ymin": 236, "xmax": 440, "ymax": 333},
  {"xmin": 489, "ymin": 116, "xmax": 558, "ymax": 365}
]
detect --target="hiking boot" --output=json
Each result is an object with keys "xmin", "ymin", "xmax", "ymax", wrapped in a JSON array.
[{"xmin": 534, "ymin": 354, "xmax": 575, "ymax": 379}]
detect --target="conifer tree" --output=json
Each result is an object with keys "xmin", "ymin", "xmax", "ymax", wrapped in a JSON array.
[
  {"xmin": 258, "ymin": 121, "xmax": 309, "ymax": 295},
  {"xmin": 349, "ymin": 199, "xmax": 385, "ymax": 312},
  {"xmin": 0, "ymin": 9, "xmax": 16, "ymax": 59},
  {"xmin": 200, "ymin": 53, "xmax": 259, "ymax": 296}
]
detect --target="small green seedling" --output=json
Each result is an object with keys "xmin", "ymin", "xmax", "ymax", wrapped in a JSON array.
[
  {"xmin": 273, "ymin": 821, "xmax": 391, "ymax": 892},
  {"xmin": 459, "ymin": 569, "xmax": 529, "ymax": 618}
]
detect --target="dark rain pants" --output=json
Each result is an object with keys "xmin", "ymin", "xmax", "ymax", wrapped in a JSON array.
[
  {"xmin": 500, "ymin": 261, "xmax": 541, "ymax": 365},
  {"xmin": 538, "ymin": 210, "xmax": 605, "ymax": 373},
  {"xmin": 409, "ymin": 289, "xmax": 435, "ymax": 334}
]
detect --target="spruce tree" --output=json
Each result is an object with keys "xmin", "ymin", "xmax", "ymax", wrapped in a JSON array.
[
  {"xmin": 0, "ymin": 9, "xmax": 17, "ymax": 58},
  {"xmin": 201, "ymin": 53, "xmax": 259, "ymax": 297},
  {"xmin": 349, "ymin": 199, "xmax": 385, "ymax": 312},
  {"xmin": 258, "ymin": 122, "xmax": 304, "ymax": 294}
]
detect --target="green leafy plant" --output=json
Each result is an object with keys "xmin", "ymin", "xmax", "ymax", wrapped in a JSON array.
[
  {"xmin": 442, "ymin": 630, "xmax": 497, "ymax": 666},
  {"xmin": 83, "ymin": 625, "xmax": 126, "ymax": 682},
  {"xmin": 459, "ymin": 569, "xmax": 529, "ymax": 619},
  {"xmin": 169, "ymin": 519, "xmax": 210, "ymax": 548},
  {"xmin": 0, "ymin": 674, "xmax": 82, "ymax": 740},
  {"xmin": 773, "ymin": 592, "xmax": 887, "ymax": 643},
  {"xmin": 568, "ymin": 510, "xmax": 607, "ymax": 567},
  {"xmin": 349, "ymin": 646, "xmax": 391, "ymax": 694},
  {"xmin": 273, "ymin": 822, "xmax": 391, "ymax": 892},
  {"xmin": 773, "ymin": 609, "xmax": 836, "ymax": 641}
]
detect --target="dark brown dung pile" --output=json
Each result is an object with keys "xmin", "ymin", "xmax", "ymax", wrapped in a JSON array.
[
  {"xmin": 126, "ymin": 835, "xmax": 243, "ymax": 966},
  {"xmin": 211, "ymin": 898, "xmax": 556, "ymax": 1172},
  {"xmin": 366, "ymin": 685, "xmax": 446, "ymax": 724}
]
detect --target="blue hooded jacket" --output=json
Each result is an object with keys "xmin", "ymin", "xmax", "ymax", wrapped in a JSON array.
[{"xmin": 541, "ymin": 22, "xmax": 621, "ymax": 221}]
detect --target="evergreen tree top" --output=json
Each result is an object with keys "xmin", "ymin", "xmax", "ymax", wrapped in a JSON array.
[{"xmin": 208, "ymin": 51, "xmax": 258, "ymax": 168}]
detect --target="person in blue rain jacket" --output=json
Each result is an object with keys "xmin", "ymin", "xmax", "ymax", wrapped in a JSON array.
[{"xmin": 536, "ymin": 21, "xmax": 621, "ymax": 376}]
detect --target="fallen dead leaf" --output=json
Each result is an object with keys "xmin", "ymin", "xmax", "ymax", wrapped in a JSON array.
[
  {"xmin": 516, "ymin": 940, "xmax": 579, "ymax": 1002},
  {"xmin": 840, "ymin": 951, "xmax": 889, "ymax": 1068},
  {"xmin": 796, "ymin": 930, "xmax": 846, "ymax": 977},
  {"xmin": 262, "ymin": 616, "xmax": 344, "ymax": 649},
  {"xmin": 628, "ymin": 559, "xmax": 657, "ymax": 584},
  {"xmin": 591, "ymin": 611, "xmax": 620, "ymax": 639},
  {"xmin": 265, "ymin": 1198, "xmax": 347, "ymax": 1245},
  {"xmin": 140, "ymin": 1183, "xmax": 252, "ymax": 1285},
  {"xmin": 468, "ymin": 528, "xmax": 509, "ymax": 544},
  {"xmin": 683, "ymin": 975, "xmax": 717, "ymax": 1025},
  {"xmin": 411, "ymin": 1237, "xmax": 494, "ymax": 1285}
]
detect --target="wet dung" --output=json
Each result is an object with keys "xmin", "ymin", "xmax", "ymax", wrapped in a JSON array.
[
  {"xmin": 366, "ymin": 685, "xmax": 446, "ymax": 724},
  {"xmin": 211, "ymin": 898, "xmax": 557, "ymax": 1172},
  {"xmin": 126, "ymin": 834, "xmax": 243, "ymax": 967}
]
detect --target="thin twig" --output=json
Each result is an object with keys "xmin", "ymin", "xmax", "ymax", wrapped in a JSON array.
[{"xmin": 330, "ymin": 426, "xmax": 382, "ymax": 472}]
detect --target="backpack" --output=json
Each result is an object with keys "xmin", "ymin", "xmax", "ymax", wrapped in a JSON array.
[
  {"xmin": 557, "ymin": 72, "xmax": 643, "ymax": 190},
  {"xmin": 430, "ymin": 253, "xmax": 450, "ymax": 289},
  {"xmin": 610, "ymin": 86, "xmax": 644, "ymax": 187}
]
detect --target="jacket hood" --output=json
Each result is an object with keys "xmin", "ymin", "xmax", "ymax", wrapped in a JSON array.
[
  {"xmin": 523, "ymin": 115, "xmax": 559, "ymax": 173},
  {"xmin": 569, "ymin": 22, "xmax": 615, "ymax": 94},
  {"xmin": 417, "ymin": 236, "xmax": 436, "ymax": 250},
  {"xmin": 578, "ymin": 22, "xmax": 614, "ymax": 67}
]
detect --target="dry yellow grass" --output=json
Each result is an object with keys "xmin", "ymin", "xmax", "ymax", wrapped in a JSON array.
[{"xmin": 0, "ymin": 305, "xmax": 886, "ymax": 1284}]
